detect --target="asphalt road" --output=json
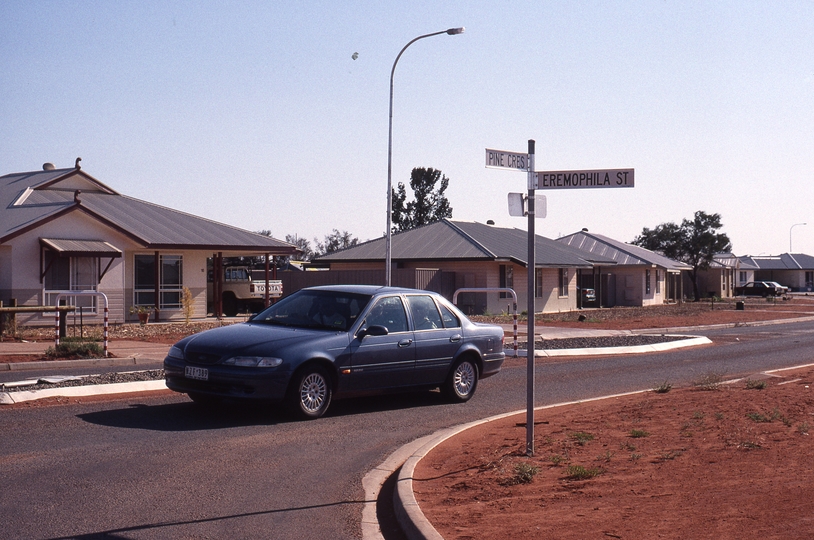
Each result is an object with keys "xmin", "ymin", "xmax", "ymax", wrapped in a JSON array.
[{"xmin": 2, "ymin": 320, "xmax": 813, "ymax": 540}]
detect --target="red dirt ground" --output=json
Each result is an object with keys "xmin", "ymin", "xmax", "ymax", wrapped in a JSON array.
[{"xmin": 413, "ymin": 299, "xmax": 814, "ymax": 539}]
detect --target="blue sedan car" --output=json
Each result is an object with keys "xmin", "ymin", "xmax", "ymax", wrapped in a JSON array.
[{"xmin": 164, "ymin": 285, "xmax": 505, "ymax": 419}]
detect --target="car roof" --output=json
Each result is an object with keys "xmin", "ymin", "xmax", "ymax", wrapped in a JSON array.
[{"xmin": 303, "ymin": 284, "xmax": 431, "ymax": 296}]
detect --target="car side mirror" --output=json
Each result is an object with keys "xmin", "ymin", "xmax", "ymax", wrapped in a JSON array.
[{"xmin": 358, "ymin": 325, "xmax": 388, "ymax": 338}]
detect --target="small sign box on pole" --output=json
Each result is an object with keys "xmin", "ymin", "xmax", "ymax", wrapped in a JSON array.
[{"xmin": 485, "ymin": 149, "xmax": 529, "ymax": 171}]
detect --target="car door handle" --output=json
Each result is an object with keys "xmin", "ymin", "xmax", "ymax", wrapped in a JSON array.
[
  {"xmin": 398, "ymin": 339, "xmax": 413, "ymax": 348},
  {"xmin": 449, "ymin": 334, "xmax": 462, "ymax": 343}
]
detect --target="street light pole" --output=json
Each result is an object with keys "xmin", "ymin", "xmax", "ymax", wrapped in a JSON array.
[
  {"xmin": 386, "ymin": 27, "xmax": 464, "ymax": 286},
  {"xmin": 790, "ymin": 222, "xmax": 807, "ymax": 252}
]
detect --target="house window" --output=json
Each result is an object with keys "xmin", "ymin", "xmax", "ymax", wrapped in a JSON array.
[
  {"xmin": 806, "ymin": 271, "xmax": 813, "ymax": 289},
  {"xmin": 559, "ymin": 268, "xmax": 568, "ymax": 297},
  {"xmin": 656, "ymin": 270, "xmax": 661, "ymax": 294},
  {"xmin": 44, "ymin": 252, "xmax": 99, "ymax": 311},
  {"xmin": 646, "ymin": 269, "xmax": 651, "ymax": 295},
  {"xmin": 499, "ymin": 264, "xmax": 513, "ymax": 298},
  {"xmin": 535, "ymin": 268, "xmax": 543, "ymax": 298},
  {"xmin": 134, "ymin": 254, "xmax": 183, "ymax": 309},
  {"xmin": 739, "ymin": 271, "xmax": 747, "ymax": 285}
]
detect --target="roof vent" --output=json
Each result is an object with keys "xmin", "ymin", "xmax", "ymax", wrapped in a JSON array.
[
  {"xmin": 43, "ymin": 163, "xmax": 55, "ymax": 171},
  {"xmin": 487, "ymin": 220, "xmax": 495, "ymax": 225}
]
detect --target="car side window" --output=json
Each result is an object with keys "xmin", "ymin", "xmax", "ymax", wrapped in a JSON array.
[
  {"xmin": 364, "ymin": 296, "xmax": 409, "ymax": 333},
  {"xmin": 438, "ymin": 302, "xmax": 461, "ymax": 328},
  {"xmin": 407, "ymin": 295, "xmax": 444, "ymax": 330}
]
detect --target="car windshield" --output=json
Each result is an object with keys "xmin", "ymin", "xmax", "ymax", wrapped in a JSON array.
[{"xmin": 251, "ymin": 290, "xmax": 372, "ymax": 332}]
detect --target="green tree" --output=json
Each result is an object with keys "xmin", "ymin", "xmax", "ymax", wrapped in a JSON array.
[
  {"xmin": 391, "ymin": 167, "xmax": 452, "ymax": 233},
  {"xmin": 285, "ymin": 234, "xmax": 314, "ymax": 261},
  {"xmin": 632, "ymin": 211, "xmax": 732, "ymax": 301},
  {"xmin": 315, "ymin": 229, "xmax": 359, "ymax": 256}
]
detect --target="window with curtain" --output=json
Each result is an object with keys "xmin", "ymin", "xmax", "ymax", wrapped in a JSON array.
[
  {"xmin": 559, "ymin": 268, "xmax": 568, "ymax": 297},
  {"xmin": 44, "ymin": 252, "xmax": 98, "ymax": 311}
]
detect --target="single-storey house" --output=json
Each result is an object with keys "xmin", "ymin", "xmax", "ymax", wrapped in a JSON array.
[
  {"xmin": 313, "ymin": 219, "xmax": 616, "ymax": 315},
  {"xmin": 738, "ymin": 253, "xmax": 814, "ymax": 292},
  {"xmin": 0, "ymin": 161, "xmax": 297, "ymax": 326},
  {"xmin": 693, "ymin": 253, "xmax": 740, "ymax": 298},
  {"xmin": 556, "ymin": 229, "xmax": 690, "ymax": 306}
]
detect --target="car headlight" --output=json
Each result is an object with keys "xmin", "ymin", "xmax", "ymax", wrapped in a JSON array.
[
  {"xmin": 224, "ymin": 356, "xmax": 283, "ymax": 368},
  {"xmin": 167, "ymin": 346, "xmax": 185, "ymax": 360}
]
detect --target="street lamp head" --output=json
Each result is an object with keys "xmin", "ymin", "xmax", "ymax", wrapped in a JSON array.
[{"xmin": 446, "ymin": 27, "xmax": 465, "ymax": 35}]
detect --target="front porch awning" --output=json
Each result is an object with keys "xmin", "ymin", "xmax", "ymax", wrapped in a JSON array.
[
  {"xmin": 39, "ymin": 238, "xmax": 122, "ymax": 282},
  {"xmin": 40, "ymin": 238, "xmax": 123, "ymax": 258}
]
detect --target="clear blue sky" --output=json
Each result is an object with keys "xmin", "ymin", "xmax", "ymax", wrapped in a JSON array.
[{"xmin": 2, "ymin": 1, "xmax": 812, "ymax": 256}]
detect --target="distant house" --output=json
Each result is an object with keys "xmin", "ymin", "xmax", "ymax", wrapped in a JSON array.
[
  {"xmin": 556, "ymin": 230, "xmax": 690, "ymax": 306},
  {"xmin": 738, "ymin": 254, "xmax": 814, "ymax": 292},
  {"xmin": 693, "ymin": 253, "xmax": 740, "ymax": 299},
  {"xmin": 0, "ymin": 162, "xmax": 297, "ymax": 325},
  {"xmin": 314, "ymin": 219, "xmax": 616, "ymax": 314}
]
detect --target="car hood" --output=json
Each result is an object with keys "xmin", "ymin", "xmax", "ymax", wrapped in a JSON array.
[{"xmin": 177, "ymin": 322, "xmax": 337, "ymax": 355}]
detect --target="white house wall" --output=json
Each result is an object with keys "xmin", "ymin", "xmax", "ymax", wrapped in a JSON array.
[
  {"xmin": 4, "ymin": 211, "xmax": 211, "ymax": 326},
  {"xmin": 7, "ymin": 212, "xmax": 130, "ymax": 325}
]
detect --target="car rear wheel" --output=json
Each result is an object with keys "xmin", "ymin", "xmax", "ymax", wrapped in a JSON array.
[
  {"xmin": 442, "ymin": 358, "xmax": 478, "ymax": 402},
  {"xmin": 287, "ymin": 366, "xmax": 332, "ymax": 419}
]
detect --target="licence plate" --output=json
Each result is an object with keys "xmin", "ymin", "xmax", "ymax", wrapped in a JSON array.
[{"xmin": 185, "ymin": 366, "xmax": 209, "ymax": 381}]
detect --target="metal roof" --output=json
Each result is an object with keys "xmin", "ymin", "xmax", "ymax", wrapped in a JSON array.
[
  {"xmin": 39, "ymin": 238, "xmax": 122, "ymax": 257},
  {"xmin": 0, "ymin": 166, "xmax": 298, "ymax": 254},
  {"xmin": 557, "ymin": 230, "xmax": 692, "ymax": 272},
  {"xmin": 739, "ymin": 253, "xmax": 814, "ymax": 270},
  {"xmin": 317, "ymin": 220, "xmax": 614, "ymax": 268}
]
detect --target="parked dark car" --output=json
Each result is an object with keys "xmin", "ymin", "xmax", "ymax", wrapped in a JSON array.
[
  {"xmin": 164, "ymin": 285, "xmax": 506, "ymax": 419},
  {"xmin": 734, "ymin": 281, "xmax": 783, "ymax": 297}
]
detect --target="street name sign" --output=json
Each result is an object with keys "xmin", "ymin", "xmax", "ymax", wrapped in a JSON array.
[
  {"xmin": 485, "ymin": 148, "xmax": 529, "ymax": 171},
  {"xmin": 534, "ymin": 168, "xmax": 634, "ymax": 190}
]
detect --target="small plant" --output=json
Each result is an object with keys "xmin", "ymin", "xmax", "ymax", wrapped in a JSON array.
[
  {"xmin": 657, "ymin": 449, "xmax": 685, "ymax": 461},
  {"xmin": 714, "ymin": 412, "xmax": 725, "ymax": 420},
  {"xmin": 629, "ymin": 429, "xmax": 650, "ymax": 438},
  {"xmin": 549, "ymin": 454, "xmax": 564, "ymax": 465},
  {"xmin": 798, "ymin": 423, "xmax": 810, "ymax": 435},
  {"xmin": 597, "ymin": 451, "xmax": 614, "ymax": 463},
  {"xmin": 502, "ymin": 462, "xmax": 540, "ymax": 485},
  {"xmin": 621, "ymin": 441, "xmax": 636, "ymax": 451},
  {"xmin": 694, "ymin": 372, "xmax": 724, "ymax": 391},
  {"xmin": 653, "ymin": 381, "xmax": 672, "ymax": 394},
  {"xmin": 746, "ymin": 412, "xmax": 771, "ymax": 423},
  {"xmin": 45, "ymin": 340, "xmax": 103, "ymax": 359},
  {"xmin": 745, "ymin": 379, "xmax": 767, "ymax": 390},
  {"xmin": 129, "ymin": 304, "xmax": 154, "ymax": 315},
  {"xmin": 182, "ymin": 286, "xmax": 194, "ymax": 324},
  {"xmin": 570, "ymin": 432, "xmax": 595, "ymax": 446},
  {"xmin": 629, "ymin": 453, "xmax": 643, "ymax": 461},
  {"xmin": 739, "ymin": 441, "xmax": 762, "ymax": 450},
  {"xmin": 565, "ymin": 464, "xmax": 604, "ymax": 480}
]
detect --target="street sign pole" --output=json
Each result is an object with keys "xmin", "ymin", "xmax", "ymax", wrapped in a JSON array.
[{"xmin": 526, "ymin": 139, "xmax": 535, "ymax": 457}]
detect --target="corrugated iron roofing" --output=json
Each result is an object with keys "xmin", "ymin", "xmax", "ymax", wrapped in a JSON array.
[
  {"xmin": 0, "ymin": 166, "xmax": 298, "ymax": 254},
  {"xmin": 557, "ymin": 230, "xmax": 692, "ymax": 271},
  {"xmin": 316, "ymin": 219, "xmax": 614, "ymax": 267},
  {"xmin": 740, "ymin": 253, "xmax": 814, "ymax": 270}
]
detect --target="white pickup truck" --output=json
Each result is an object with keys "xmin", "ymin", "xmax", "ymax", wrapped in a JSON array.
[{"xmin": 208, "ymin": 266, "xmax": 282, "ymax": 316}]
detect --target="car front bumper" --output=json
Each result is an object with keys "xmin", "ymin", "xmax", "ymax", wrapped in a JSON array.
[{"xmin": 164, "ymin": 357, "xmax": 292, "ymax": 401}]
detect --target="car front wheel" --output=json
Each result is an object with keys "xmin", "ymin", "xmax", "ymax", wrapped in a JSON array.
[
  {"xmin": 287, "ymin": 366, "xmax": 332, "ymax": 419},
  {"xmin": 442, "ymin": 358, "xmax": 478, "ymax": 402}
]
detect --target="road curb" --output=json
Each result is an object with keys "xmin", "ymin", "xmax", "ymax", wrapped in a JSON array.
[
  {"xmin": 0, "ymin": 356, "xmax": 162, "ymax": 372},
  {"xmin": 0, "ymin": 379, "xmax": 169, "ymax": 404},
  {"xmin": 517, "ymin": 335, "xmax": 711, "ymax": 358}
]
